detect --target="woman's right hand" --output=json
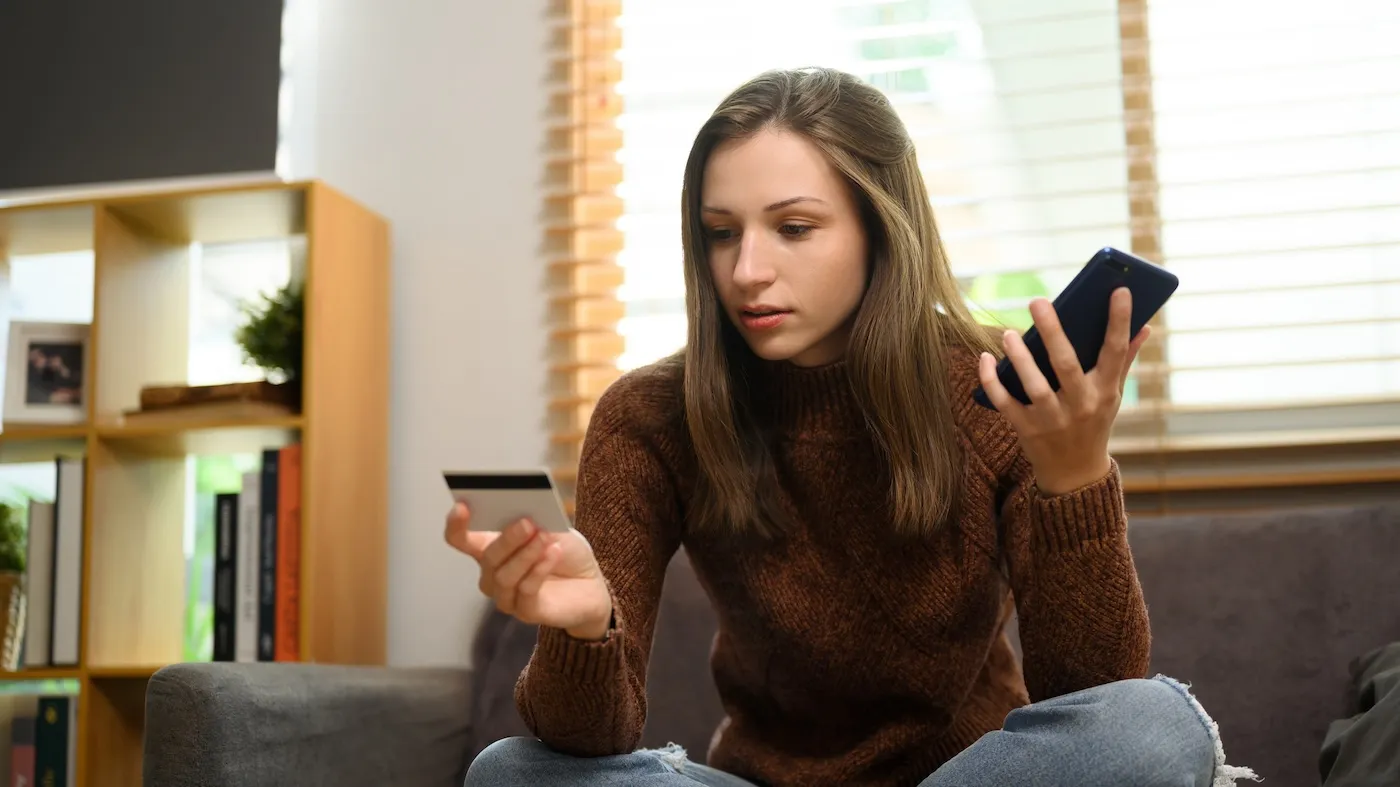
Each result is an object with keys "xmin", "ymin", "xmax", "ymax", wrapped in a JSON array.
[{"xmin": 444, "ymin": 503, "xmax": 613, "ymax": 641}]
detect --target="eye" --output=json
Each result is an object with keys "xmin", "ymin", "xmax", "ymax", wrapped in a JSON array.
[
  {"xmin": 778, "ymin": 223, "xmax": 812, "ymax": 238},
  {"xmin": 706, "ymin": 226, "xmax": 736, "ymax": 242}
]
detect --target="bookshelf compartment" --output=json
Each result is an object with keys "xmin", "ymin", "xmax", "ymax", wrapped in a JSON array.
[
  {"xmin": 1, "ymin": 209, "xmax": 97, "ymax": 439},
  {"xmin": 84, "ymin": 441, "xmax": 187, "ymax": 670},
  {"xmin": 91, "ymin": 209, "xmax": 192, "ymax": 425},
  {"xmin": 84, "ymin": 676, "xmax": 146, "ymax": 787},
  {"xmin": 0, "ymin": 679, "xmax": 82, "ymax": 785}
]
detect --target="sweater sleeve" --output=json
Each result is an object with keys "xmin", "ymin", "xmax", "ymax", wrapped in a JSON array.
[
  {"xmin": 995, "ymin": 453, "xmax": 1152, "ymax": 702},
  {"xmin": 512, "ymin": 375, "xmax": 684, "ymax": 757}
]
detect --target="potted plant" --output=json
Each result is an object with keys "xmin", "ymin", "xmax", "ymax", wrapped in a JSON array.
[
  {"xmin": 235, "ymin": 278, "xmax": 305, "ymax": 391},
  {"xmin": 0, "ymin": 502, "xmax": 26, "ymax": 671}
]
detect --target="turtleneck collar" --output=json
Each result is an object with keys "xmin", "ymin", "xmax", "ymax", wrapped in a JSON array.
[{"xmin": 747, "ymin": 358, "xmax": 869, "ymax": 438}]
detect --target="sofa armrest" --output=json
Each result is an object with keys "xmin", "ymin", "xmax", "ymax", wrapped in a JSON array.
[{"xmin": 142, "ymin": 662, "xmax": 474, "ymax": 787}]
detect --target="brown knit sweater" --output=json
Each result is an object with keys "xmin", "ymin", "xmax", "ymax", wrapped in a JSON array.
[{"xmin": 514, "ymin": 348, "xmax": 1151, "ymax": 787}]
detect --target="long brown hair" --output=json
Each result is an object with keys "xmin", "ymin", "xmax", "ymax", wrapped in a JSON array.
[{"xmin": 676, "ymin": 67, "xmax": 999, "ymax": 539}]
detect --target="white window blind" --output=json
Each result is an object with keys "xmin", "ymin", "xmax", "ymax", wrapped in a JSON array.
[
  {"xmin": 613, "ymin": 0, "xmax": 1400, "ymax": 451},
  {"xmin": 1146, "ymin": 0, "xmax": 1400, "ymax": 435}
]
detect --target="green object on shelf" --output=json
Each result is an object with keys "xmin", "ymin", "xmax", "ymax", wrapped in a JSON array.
[
  {"xmin": 234, "ymin": 278, "xmax": 304, "ymax": 386},
  {"xmin": 0, "ymin": 503, "xmax": 25, "ymax": 573},
  {"xmin": 183, "ymin": 493, "xmax": 214, "ymax": 663}
]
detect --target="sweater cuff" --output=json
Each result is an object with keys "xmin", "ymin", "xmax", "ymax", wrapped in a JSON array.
[
  {"xmin": 535, "ymin": 622, "xmax": 623, "ymax": 684},
  {"xmin": 1031, "ymin": 460, "xmax": 1127, "ymax": 552}
]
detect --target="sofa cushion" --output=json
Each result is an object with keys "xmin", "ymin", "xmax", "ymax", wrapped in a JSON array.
[{"xmin": 467, "ymin": 548, "xmax": 725, "ymax": 762}]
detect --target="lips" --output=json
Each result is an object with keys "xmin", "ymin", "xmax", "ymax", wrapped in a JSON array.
[{"xmin": 738, "ymin": 306, "xmax": 790, "ymax": 330}]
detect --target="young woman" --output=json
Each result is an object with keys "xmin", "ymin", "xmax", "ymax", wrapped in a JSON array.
[{"xmin": 448, "ymin": 67, "xmax": 1256, "ymax": 787}]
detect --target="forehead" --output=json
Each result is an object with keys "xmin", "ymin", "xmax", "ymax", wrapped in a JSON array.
[{"xmin": 702, "ymin": 129, "xmax": 846, "ymax": 208}]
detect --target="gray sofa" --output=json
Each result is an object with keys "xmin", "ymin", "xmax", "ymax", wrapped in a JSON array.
[{"xmin": 143, "ymin": 501, "xmax": 1400, "ymax": 787}]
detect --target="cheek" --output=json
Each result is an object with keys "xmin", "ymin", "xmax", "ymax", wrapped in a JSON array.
[{"xmin": 812, "ymin": 237, "xmax": 868, "ymax": 315}]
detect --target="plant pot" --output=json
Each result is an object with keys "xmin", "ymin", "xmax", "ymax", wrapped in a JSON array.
[{"xmin": 0, "ymin": 571, "xmax": 23, "ymax": 672}]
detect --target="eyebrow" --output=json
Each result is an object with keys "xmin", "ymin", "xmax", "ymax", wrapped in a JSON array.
[{"xmin": 701, "ymin": 196, "xmax": 828, "ymax": 215}]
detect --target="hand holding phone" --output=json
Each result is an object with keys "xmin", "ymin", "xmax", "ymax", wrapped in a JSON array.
[
  {"xmin": 442, "ymin": 470, "xmax": 612, "ymax": 640},
  {"xmin": 973, "ymin": 247, "xmax": 1177, "ymax": 410},
  {"xmin": 972, "ymin": 247, "xmax": 1176, "ymax": 494}
]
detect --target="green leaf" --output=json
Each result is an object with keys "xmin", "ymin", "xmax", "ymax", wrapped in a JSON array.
[{"xmin": 234, "ymin": 279, "xmax": 304, "ymax": 384}]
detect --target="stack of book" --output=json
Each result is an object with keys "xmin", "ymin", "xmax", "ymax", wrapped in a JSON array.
[
  {"xmin": 4, "ymin": 693, "xmax": 76, "ymax": 787},
  {"xmin": 211, "ymin": 443, "xmax": 303, "ymax": 663},
  {"xmin": 20, "ymin": 457, "xmax": 85, "ymax": 671}
]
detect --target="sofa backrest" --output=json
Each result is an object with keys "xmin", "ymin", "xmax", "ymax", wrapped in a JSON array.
[
  {"xmin": 1125, "ymin": 501, "xmax": 1400, "ymax": 784},
  {"xmin": 468, "ymin": 501, "xmax": 1400, "ymax": 783}
]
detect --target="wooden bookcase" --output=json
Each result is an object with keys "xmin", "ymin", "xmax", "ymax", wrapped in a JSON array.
[{"xmin": 0, "ymin": 180, "xmax": 390, "ymax": 786}]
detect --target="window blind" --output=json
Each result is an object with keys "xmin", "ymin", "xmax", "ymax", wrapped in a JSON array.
[
  {"xmin": 1132, "ymin": 0, "xmax": 1400, "ymax": 449},
  {"xmin": 544, "ymin": 0, "xmax": 627, "ymax": 507},
  {"xmin": 1114, "ymin": 0, "xmax": 1400, "ymax": 497}
]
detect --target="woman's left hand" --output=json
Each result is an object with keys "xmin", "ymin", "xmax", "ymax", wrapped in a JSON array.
[{"xmin": 977, "ymin": 287, "xmax": 1151, "ymax": 496}]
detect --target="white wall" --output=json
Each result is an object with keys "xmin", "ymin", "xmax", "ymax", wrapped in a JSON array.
[{"xmin": 295, "ymin": 0, "xmax": 550, "ymax": 666}]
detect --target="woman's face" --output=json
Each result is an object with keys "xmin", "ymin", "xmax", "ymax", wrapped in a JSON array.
[{"xmin": 701, "ymin": 129, "xmax": 869, "ymax": 367}]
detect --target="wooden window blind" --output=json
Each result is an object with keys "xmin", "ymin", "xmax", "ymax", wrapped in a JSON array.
[
  {"xmin": 1112, "ymin": 0, "xmax": 1400, "ymax": 500},
  {"xmin": 549, "ymin": 0, "xmax": 1400, "ymax": 509},
  {"xmin": 545, "ymin": 0, "xmax": 626, "ymax": 511}
]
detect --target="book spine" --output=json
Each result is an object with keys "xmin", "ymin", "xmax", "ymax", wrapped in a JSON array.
[
  {"xmin": 33, "ymin": 697, "xmax": 68, "ymax": 787},
  {"xmin": 10, "ymin": 714, "xmax": 35, "ymax": 786},
  {"xmin": 274, "ymin": 443, "xmax": 302, "ymax": 661},
  {"xmin": 50, "ymin": 457, "xmax": 85, "ymax": 666},
  {"xmin": 235, "ymin": 471, "xmax": 261, "ymax": 663},
  {"xmin": 257, "ymin": 448, "xmax": 280, "ymax": 661},
  {"xmin": 212, "ymin": 493, "xmax": 239, "ymax": 662},
  {"xmin": 22, "ymin": 502, "xmax": 55, "ymax": 668}
]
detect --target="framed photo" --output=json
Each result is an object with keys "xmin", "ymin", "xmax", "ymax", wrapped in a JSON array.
[{"xmin": 3, "ymin": 321, "xmax": 91, "ymax": 425}]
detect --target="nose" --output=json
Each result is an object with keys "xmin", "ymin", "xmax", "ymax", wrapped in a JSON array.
[{"xmin": 732, "ymin": 230, "xmax": 776, "ymax": 290}]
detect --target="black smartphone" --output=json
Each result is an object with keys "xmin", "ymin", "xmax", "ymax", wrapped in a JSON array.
[{"xmin": 972, "ymin": 246, "xmax": 1179, "ymax": 410}]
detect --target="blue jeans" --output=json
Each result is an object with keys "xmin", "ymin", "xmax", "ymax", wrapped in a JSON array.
[{"xmin": 465, "ymin": 676, "xmax": 1260, "ymax": 787}]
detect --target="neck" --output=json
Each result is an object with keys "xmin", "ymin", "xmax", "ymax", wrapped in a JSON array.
[{"xmin": 751, "ymin": 357, "xmax": 867, "ymax": 437}]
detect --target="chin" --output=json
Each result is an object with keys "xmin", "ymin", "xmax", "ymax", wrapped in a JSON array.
[
  {"xmin": 739, "ymin": 331, "xmax": 806, "ymax": 361},
  {"xmin": 742, "ymin": 335, "xmax": 812, "ymax": 364}
]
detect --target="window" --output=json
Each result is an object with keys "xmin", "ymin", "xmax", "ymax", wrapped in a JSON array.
[{"xmin": 1148, "ymin": 0, "xmax": 1400, "ymax": 410}]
